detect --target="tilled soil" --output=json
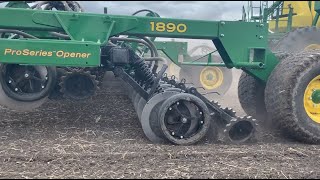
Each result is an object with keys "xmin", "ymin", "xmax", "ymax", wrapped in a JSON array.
[{"xmin": 0, "ymin": 70, "xmax": 320, "ymax": 179}]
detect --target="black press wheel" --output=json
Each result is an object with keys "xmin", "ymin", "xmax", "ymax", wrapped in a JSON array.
[
  {"xmin": 158, "ymin": 93, "xmax": 211, "ymax": 145},
  {"xmin": 0, "ymin": 64, "xmax": 56, "ymax": 102}
]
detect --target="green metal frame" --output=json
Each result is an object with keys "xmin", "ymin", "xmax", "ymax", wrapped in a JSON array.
[
  {"xmin": 153, "ymin": 41, "xmax": 226, "ymax": 67},
  {"xmin": 313, "ymin": 1, "xmax": 320, "ymax": 26},
  {"xmin": 0, "ymin": 6, "xmax": 279, "ymax": 82}
]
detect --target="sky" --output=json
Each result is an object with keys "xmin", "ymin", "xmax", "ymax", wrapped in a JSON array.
[
  {"xmin": 0, "ymin": 1, "xmax": 248, "ymax": 20},
  {"xmin": 78, "ymin": 1, "xmax": 246, "ymax": 21}
]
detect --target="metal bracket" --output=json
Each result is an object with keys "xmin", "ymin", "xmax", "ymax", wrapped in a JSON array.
[
  {"xmin": 148, "ymin": 64, "xmax": 168, "ymax": 99},
  {"xmin": 113, "ymin": 67, "xmax": 149, "ymax": 100},
  {"xmin": 186, "ymin": 87, "xmax": 237, "ymax": 124}
]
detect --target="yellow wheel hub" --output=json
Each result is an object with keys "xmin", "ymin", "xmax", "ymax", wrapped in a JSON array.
[
  {"xmin": 199, "ymin": 67, "xmax": 224, "ymax": 90},
  {"xmin": 304, "ymin": 44, "xmax": 320, "ymax": 50},
  {"xmin": 304, "ymin": 75, "xmax": 320, "ymax": 123}
]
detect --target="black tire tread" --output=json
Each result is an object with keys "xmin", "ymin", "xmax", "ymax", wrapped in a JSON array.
[
  {"xmin": 265, "ymin": 50, "xmax": 320, "ymax": 144},
  {"xmin": 273, "ymin": 26, "xmax": 320, "ymax": 53},
  {"xmin": 237, "ymin": 72, "xmax": 265, "ymax": 118}
]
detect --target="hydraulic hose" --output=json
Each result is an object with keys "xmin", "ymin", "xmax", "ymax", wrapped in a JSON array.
[
  {"xmin": 0, "ymin": 29, "xmax": 38, "ymax": 39},
  {"xmin": 139, "ymin": 36, "xmax": 159, "ymax": 74},
  {"xmin": 132, "ymin": 9, "xmax": 158, "ymax": 17}
]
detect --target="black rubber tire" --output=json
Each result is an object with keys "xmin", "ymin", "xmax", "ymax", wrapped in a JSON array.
[
  {"xmin": 141, "ymin": 91, "xmax": 180, "ymax": 144},
  {"xmin": 265, "ymin": 51, "xmax": 320, "ymax": 144},
  {"xmin": 273, "ymin": 26, "xmax": 320, "ymax": 53},
  {"xmin": 237, "ymin": 52, "xmax": 290, "ymax": 123},
  {"xmin": 0, "ymin": 81, "xmax": 48, "ymax": 112},
  {"xmin": 158, "ymin": 93, "xmax": 211, "ymax": 145},
  {"xmin": 0, "ymin": 64, "xmax": 57, "ymax": 102},
  {"xmin": 237, "ymin": 72, "xmax": 267, "ymax": 120}
]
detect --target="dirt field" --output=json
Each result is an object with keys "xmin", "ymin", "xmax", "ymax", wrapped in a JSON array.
[{"xmin": 0, "ymin": 70, "xmax": 320, "ymax": 179}]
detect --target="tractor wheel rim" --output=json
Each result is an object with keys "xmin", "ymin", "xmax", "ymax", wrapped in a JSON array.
[
  {"xmin": 199, "ymin": 67, "xmax": 223, "ymax": 90},
  {"xmin": 304, "ymin": 44, "xmax": 320, "ymax": 51},
  {"xmin": 304, "ymin": 75, "xmax": 320, "ymax": 123}
]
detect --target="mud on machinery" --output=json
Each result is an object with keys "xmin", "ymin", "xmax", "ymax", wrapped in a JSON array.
[{"xmin": 0, "ymin": 1, "xmax": 319, "ymax": 145}]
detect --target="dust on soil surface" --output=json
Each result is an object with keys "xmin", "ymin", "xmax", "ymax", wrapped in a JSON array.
[{"xmin": 0, "ymin": 70, "xmax": 320, "ymax": 179}]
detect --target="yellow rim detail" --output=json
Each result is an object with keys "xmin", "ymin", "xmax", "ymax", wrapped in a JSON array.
[
  {"xmin": 304, "ymin": 44, "xmax": 320, "ymax": 50},
  {"xmin": 199, "ymin": 67, "xmax": 224, "ymax": 90},
  {"xmin": 304, "ymin": 75, "xmax": 320, "ymax": 123}
]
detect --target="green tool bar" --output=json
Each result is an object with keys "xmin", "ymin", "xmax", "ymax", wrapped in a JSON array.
[
  {"xmin": 180, "ymin": 62, "xmax": 264, "ymax": 68},
  {"xmin": 0, "ymin": 7, "xmax": 275, "ymax": 82},
  {"xmin": 0, "ymin": 8, "xmax": 266, "ymax": 41},
  {"xmin": 180, "ymin": 62, "xmax": 226, "ymax": 67},
  {"xmin": 234, "ymin": 62, "xmax": 265, "ymax": 68}
]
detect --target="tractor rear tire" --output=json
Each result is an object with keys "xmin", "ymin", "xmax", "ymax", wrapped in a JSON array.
[
  {"xmin": 265, "ymin": 51, "xmax": 320, "ymax": 144},
  {"xmin": 237, "ymin": 72, "xmax": 267, "ymax": 120}
]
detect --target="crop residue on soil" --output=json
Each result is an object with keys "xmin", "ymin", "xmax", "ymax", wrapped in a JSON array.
[{"xmin": 0, "ymin": 71, "xmax": 320, "ymax": 179}]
